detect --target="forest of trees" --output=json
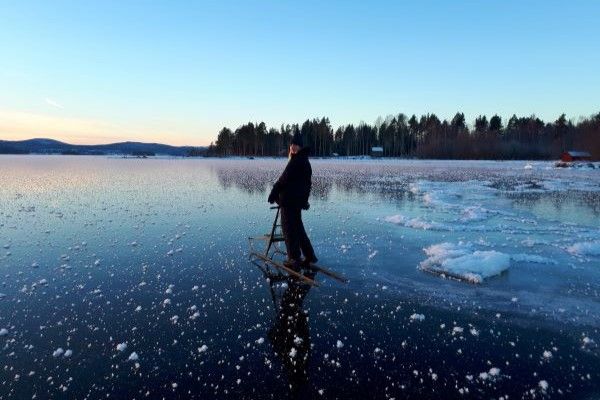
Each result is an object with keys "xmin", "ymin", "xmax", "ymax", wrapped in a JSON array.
[{"xmin": 208, "ymin": 112, "xmax": 600, "ymax": 160}]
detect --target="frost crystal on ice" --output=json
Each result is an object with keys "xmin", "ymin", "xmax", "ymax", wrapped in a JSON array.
[
  {"xmin": 409, "ymin": 313, "xmax": 425, "ymax": 322},
  {"xmin": 52, "ymin": 348, "xmax": 65, "ymax": 358}
]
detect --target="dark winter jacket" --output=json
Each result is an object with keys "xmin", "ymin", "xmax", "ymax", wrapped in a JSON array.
[{"xmin": 268, "ymin": 147, "xmax": 312, "ymax": 209}]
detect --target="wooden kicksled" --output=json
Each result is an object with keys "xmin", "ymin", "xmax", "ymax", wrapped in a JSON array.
[{"xmin": 248, "ymin": 206, "xmax": 348, "ymax": 286}]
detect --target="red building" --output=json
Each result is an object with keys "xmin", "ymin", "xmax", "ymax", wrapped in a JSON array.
[{"xmin": 560, "ymin": 151, "xmax": 592, "ymax": 162}]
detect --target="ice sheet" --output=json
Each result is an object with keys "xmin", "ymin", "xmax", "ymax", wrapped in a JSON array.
[{"xmin": 419, "ymin": 242, "xmax": 511, "ymax": 283}]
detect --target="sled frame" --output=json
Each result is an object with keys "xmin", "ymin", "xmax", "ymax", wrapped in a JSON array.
[{"xmin": 248, "ymin": 206, "xmax": 348, "ymax": 286}]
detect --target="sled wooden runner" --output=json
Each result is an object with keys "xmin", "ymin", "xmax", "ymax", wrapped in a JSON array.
[
  {"xmin": 251, "ymin": 252, "xmax": 318, "ymax": 286},
  {"xmin": 248, "ymin": 206, "xmax": 348, "ymax": 286},
  {"xmin": 306, "ymin": 262, "xmax": 348, "ymax": 283}
]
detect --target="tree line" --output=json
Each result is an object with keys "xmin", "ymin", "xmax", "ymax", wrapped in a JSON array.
[{"xmin": 207, "ymin": 112, "xmax": 600, "ymax": 159}]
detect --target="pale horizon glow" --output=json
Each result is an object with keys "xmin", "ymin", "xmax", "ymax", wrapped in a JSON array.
[
  {"xmin": 0, "ymin": 110, "xmax": 206, "ymax": 146},
  {"xmin": 1, "ymin": 1, "xmax": 599, "ymax": 146}
]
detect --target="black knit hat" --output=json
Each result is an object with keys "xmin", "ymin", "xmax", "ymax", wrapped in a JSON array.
[{"xmin": 291, "ymin": 131, "xmax": 304, "ymax": 147}]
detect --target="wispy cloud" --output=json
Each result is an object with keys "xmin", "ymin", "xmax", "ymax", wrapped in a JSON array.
[{"xmin": 45, "ymin": 98, "xmax": 64, "ymax": 109}]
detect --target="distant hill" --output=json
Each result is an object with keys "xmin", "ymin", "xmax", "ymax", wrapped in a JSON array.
[{"xmin": 0, "ymin": 138, "xmax": 206, "ymax": 156}]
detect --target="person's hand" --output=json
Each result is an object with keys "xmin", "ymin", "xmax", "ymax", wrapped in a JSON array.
[
  {"xmin": 302, "ymin": 202, "xmax": 310, "ymax": 210},
  {"xmin": 268, "ymin": 192, "xmax": 276, "ymax": 204}
]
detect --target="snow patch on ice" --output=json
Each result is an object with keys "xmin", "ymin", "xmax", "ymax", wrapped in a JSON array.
[
  {"xmin": 420, "ymin": 242, "xmax": 510, "ymax": 283},
  {"xmin": 566, "ymin": 241, "xmax": 600, "ymax": 257},
  {"xmin": 479, "ymin": 367, "xmax": 501, "ymax": 381},
  {"xmin": 52, "ymin": 348, "xmax": 64, "ymax": 358},
  {"xmin": 542, "ymin": 350, "xmax": 553, "ymax": 359},
  {"xmin": 521, "ymin": 238, "xmax": 550, "ymax": 247},
  {"xmin": 460, "ymin": 206, "xmax": 489, "ymax": 222},
  {"xmin": 409, "ymin": 313, "xmax": 425, "ymax": 322},
  {"xmin": 511, "ymin": 253, "xmax": 557, "ymax": 265},
  {"xmin": 508, "ymin": 178, "xmax": 600, "ymax": 193},
  {"xmin": 384, "ymin": 214, "xmax": 441, "ymax": 230}
]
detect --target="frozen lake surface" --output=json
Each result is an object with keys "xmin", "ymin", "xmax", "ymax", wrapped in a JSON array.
[{"xmin": 0, "ymin": 155, "xmax": 599, "ymax": 399}]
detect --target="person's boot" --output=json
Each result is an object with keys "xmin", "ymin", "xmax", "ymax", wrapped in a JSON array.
[
  {"xmin": 302, "ymin": 255, "xmax": 318, "ymax": 267},
  {"xmin": 283, "ymin": 258, "xmax": 302, "ymax": 272}
]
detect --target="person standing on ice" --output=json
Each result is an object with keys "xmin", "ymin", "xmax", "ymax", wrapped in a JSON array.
[{"xmin": 268, "ymin": 132, "xmax": 318, "ymax": 270}]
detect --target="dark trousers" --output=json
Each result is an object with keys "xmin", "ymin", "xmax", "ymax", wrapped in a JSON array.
[{"xmin": 280, "ymin": 207, "xmax": 316, "ymax": 261}]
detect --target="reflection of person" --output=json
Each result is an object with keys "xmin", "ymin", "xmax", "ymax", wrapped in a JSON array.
[
  {"xmin": 268, "ymin": 274, "xmax": 314, "ymax": 398},
  {"xmin": 268, "ymin": 132, "xmax": 318, "ymax": 270}
]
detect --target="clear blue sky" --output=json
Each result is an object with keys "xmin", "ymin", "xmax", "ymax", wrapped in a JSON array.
[{"xmin": 1, "ymin": 0, "xmax": 599, "ymax": 145}]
